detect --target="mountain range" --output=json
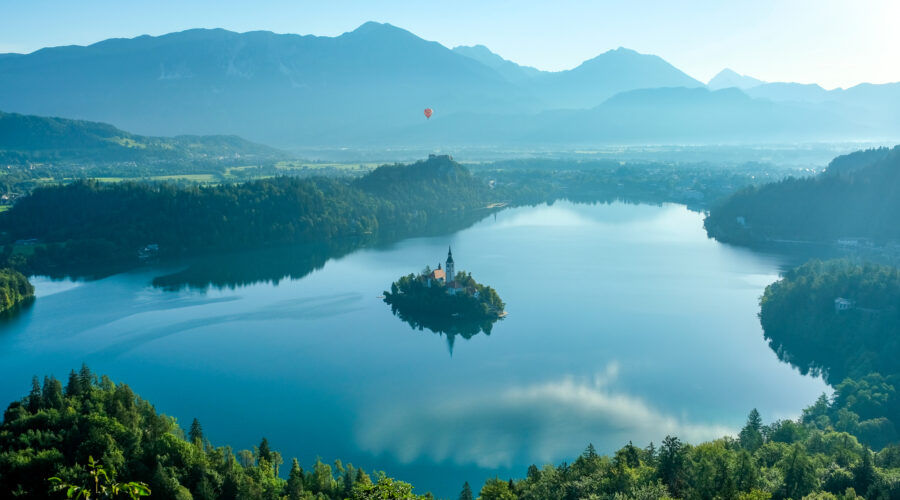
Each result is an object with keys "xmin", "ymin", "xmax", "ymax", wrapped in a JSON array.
[{"xmin": 1, "ymin": 22, "xmax": 898, "ymax": 148}]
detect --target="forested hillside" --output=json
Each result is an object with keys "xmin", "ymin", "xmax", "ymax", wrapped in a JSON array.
[
  {"xmin": 759, "ymin": 260, "xmax": 900, "ymax": 449},
  {"xmin": 4, "ymin": 366, "xmax": 900, "ymax": 499},
  {"xmin": 0, "ymin": 365, "xmax": 419, "ymax": 500},
  {"xmin": 0, "ymin": 156, "xmax": 494, "ymax": 276},
  {"xmin": 705, "ymin": 146, "xmax": 900, "ymax": 245}
]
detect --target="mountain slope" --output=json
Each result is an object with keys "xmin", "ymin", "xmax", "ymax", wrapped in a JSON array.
[
  {"xmin": 530, "ymin": 47, "xmax": 704, "ymax": 109},
  {"xmin": 397, "ymin": 87, "xmax": 881, "ymax": 146},
  {"xmin": 452, "ymin": 44, "xmax": 541, "ymax": 84},
  {"xmin": 0, "ymin": 23, "xmax": 535, "ymax": 147},
  {"xmin": 0, "ymin": 110, "xmax": 281, "ymax": 163},
  {"xmin": 3, "ymin": 24, "xmax": 898, "ymax": 147}
]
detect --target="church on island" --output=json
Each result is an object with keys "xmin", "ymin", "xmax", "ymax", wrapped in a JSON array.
[{"xmin": 425, "ymin": 247, "xmax": 478, "ymax": 297}]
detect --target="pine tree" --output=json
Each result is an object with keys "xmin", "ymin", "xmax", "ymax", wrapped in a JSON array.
[
  {"xmin": 27, "ymin": 376, "xmax": 42, "ymax": 413},
  {"xmin": 286, "ymin": 458, "xmax": 304, "ymax": 500},
  {"xmin": 189, "ymin": 418, "xmax": 204, "ymax": 444},
  {"xmin": 258, "ymin": 437, "xmax": 272, "ymax": 466},
  {"xmin": 65, "ymin": 369, "xmax": 81, "ymax": 397},
  {"xmin": 78, "ymin": 363, "xmax": 93, "ymax": 394},
  {"xmin": 458, "ymin": 481, "xmax": 474, "ymax": 500},
  {"xmin": 739, "ymin": 408, "xmax": 765, "ymax": 451},
  {"xmin": 852, "ymin": 448, "xmax": 877, "ymax": 495},
  {"xmin": 343, "ymin": 464, "xmax": 356, "ymax": 497},
  {"xmin": 659, "ymin": 435, "xmax": 685, "ymax": 497},
  {"xmin": 355, "ymin": 467, "xmax": 371, "ymax": 487},
  {"xmin": 41, "ymin": 376, "xmax": 64, "ymax": 410},
  {"xmin": 644, "ymin": 442, "xmax": 658, "ymax": 466}
]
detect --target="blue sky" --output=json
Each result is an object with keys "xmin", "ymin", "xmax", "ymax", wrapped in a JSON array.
[{"xmin": 1, "ymin": 0, "xmax": 898, "ymax": 89}]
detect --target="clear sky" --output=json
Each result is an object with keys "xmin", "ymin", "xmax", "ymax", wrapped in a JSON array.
[{"xmin": 1, "ymin": 0, "xmax": 898, "ymax": 89}]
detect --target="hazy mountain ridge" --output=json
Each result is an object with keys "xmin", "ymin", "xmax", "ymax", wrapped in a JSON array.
[
  {"xmin": 0, "ymin": 23, "xmax": 536, "ymax": 147},
  {"xmin": 707, "ymin": 68, "xmax": 766, "ymax": 90},
  {"xmin": 2, "ymin": 23, "xmax": 898, "ymax": 147},
  {"xmin": 451, "ymin": 44, "xmax": 542, "ymax": 84}
]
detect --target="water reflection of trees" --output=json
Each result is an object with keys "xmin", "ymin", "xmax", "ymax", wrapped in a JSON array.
[
  {"xmin": 151, "ymin": 210, "xmax": 494, "ymax": 291},
  {"xmin": 151, "ymin": 237, "xmax": 369, "ymax": 291},
  {"xmin": 0, "ymin": 296, "xmax": 35, "ymax": 324},
  {"xmin": 388, "ymin": 303, "xmax": 501, "ymax": 354}
]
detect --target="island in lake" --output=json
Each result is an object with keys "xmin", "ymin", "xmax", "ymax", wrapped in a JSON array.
[{"xmin": 383, "ymin": 247, "xmax": 505, "ymax": 348}]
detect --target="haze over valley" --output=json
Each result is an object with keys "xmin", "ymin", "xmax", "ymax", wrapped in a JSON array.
[
  {"xmin": 2, "ymin": 3, "xmax": 900, "ymax": 499},
  {"xmin": 2, "ymin": 23, "xmax": 899, "ymax": 149}
]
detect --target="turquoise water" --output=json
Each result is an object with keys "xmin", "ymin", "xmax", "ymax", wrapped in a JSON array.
[{"xmin": 0, "ymin": 201, "xmax": 827, "ymax": 497}]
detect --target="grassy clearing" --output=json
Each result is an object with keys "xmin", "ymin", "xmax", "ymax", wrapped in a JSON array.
[
  {"xmin": 92, "ymin": 174, "xmax": 218, "ymax": 183},
  {"xmin": 274, "ymin": 161, "xmax": 378, "ymax": 171}
]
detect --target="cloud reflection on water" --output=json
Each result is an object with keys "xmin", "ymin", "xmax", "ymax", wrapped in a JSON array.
[{"xmin": 358, "ymin": 363, "xmax": 734, "ymax": 468}]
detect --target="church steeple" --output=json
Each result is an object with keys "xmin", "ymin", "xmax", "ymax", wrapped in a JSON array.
[{"xmin": 445, "ymin": 246, "xmax": 455, "ymax": 281}]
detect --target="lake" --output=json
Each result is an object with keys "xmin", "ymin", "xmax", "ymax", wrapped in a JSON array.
[{"xmin": 0, "ymin": 201, "xmax": 827, "ymax": 497}]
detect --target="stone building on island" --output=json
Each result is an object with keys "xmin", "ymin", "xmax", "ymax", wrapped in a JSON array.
[{"xmin": 425, "ymin": 247, "xmax": 478, "ymax": 297}]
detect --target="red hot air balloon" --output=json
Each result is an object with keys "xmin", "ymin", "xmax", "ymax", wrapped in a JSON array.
[{"xmin": 424, "ymin": 108, "xmax": 433, "ymax": 119}]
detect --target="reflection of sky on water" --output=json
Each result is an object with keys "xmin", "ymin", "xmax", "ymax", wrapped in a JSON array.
[
  {"xmin": 0, "ymin": 201, "xmax": 828, "ymax": 497},
  {"xmin": 358, "ymin": 362, "xmax": 733, "ymax": 468}
]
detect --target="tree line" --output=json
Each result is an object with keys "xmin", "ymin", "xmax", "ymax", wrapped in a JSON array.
[
  {"xmin": 4, "ymin": 366, "xmax": 900, "ymax": 499},
  {"xmin": 0, "ymin": 365, "xmax": 429, "ymax": 500}
]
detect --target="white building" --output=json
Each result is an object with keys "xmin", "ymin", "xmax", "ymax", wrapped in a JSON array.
[{"xmin": 834, "ymin": 297, "xmax": 854, "ymax": 312}]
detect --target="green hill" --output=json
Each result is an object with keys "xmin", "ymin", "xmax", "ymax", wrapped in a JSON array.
[
  {"xmin": 0, "ymin": 110, "xmax": 283, "ymax": 165},
  {"xmin": 704, "ymin": 146, "xmax": 900, "ymax": 245}
]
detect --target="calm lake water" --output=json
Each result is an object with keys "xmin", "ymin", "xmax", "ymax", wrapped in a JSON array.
[{"xmin": 0, "ymin": 201, "xmax": 827, "ymax": 497}]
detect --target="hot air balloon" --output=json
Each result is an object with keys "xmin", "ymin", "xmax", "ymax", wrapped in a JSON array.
[{"xmin": 424, "ymin": 108, "xmax": 433, "ymax": 119}]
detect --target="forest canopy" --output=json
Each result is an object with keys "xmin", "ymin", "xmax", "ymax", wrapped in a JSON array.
[
  {"xmin": 704, "ymin": 146, "xmax": 900, "ymax": 245},
  {"xmin": 0, "ymin": 268, "xmax": 33, "ymax": 313},
  {"xmin": 0, "ymin": 156, "xmax": 494, "ymax": 276},
  {"xmin": 5, "ymin": 367, "xmax": 900, "ymax": 499}
]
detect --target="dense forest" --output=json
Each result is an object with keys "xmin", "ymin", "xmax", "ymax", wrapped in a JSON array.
[
  {"xmin": 704, "ymin": 146, "xmax": 900, "ymax": 245},
  {"xmin": 0, "ymin": 268, "xmax": 33, "ymax": 313},
  {"xmin": 4, "ymin": 366, "xmax": 900, "ymax": 499},
  {"xmin": 0, "ymin": 365, "xmax": 427, "ymax": 500},
  {"xmin": 0, "ymin": 156, "xmax": 496, "ymax": 277},
  {"xmin": 760, "ymin": 260, "xmax": 900, "ymax": 383},
  {"xmin": 759, "ymin": 260, "xmax": 900, "ymax": 450}
]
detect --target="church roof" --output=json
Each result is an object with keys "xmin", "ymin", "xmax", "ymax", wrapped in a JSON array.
[
  {"xmin": 430, "ymin": 269, "xmax": 446, "ymax": 280},
  {"xmin": 446, "ymin": 246, "xmax": 454, "ymax": 264}
]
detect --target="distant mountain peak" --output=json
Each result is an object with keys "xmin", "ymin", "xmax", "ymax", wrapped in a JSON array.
[
  {"xmin": 347, "ymin": 21, "xmax": 413, "ymax": 38},
  {"xmin": 708, "ymin": 68, "xmax": 765, "ymax": 90}
]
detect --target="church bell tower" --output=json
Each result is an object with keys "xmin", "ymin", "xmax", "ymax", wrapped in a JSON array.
[{"xmin": 445, "ymin": 246, "xmax": 455, "ymax": 282}]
